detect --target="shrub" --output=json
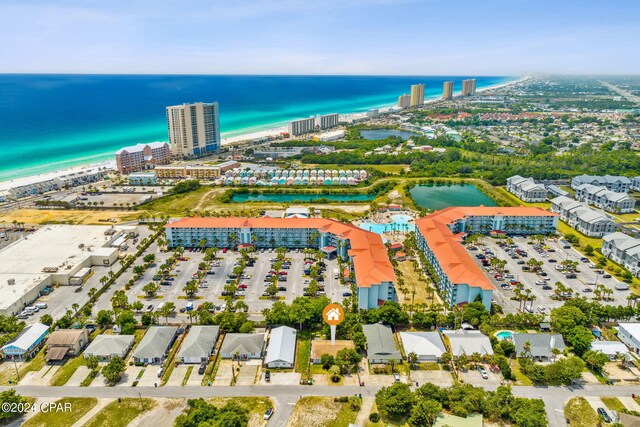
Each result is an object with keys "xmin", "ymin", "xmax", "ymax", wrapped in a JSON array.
[{"xmin": 369, "ymin": 412, "xmax": 380, "ymax": 422}]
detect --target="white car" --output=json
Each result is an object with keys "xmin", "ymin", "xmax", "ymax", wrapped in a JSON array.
[
  {"xmin": 480, "ymin": 369, "xmax": 489, "ymax": 380},
  {"xmin": 264, "ymin": 408, "xmax": 274, "ymax": 420}
]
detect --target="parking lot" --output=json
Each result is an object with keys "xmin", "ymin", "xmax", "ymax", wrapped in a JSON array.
[
  {"xmin": 125, "ymin": 247, "xmax": 348, "ymax": 316},
  {"xmin": 470, "ymin": 236, "xmax": 630, "ymax": 314}
]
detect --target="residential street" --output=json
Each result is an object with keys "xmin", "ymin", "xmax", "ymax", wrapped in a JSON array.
[{"xmin": 2, "ymin": 384, "xmax": 639, "ymax": 427}]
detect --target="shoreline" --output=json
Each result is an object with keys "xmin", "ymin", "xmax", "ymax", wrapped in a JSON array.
[{"xmin": 0, "ymin": 76, "xmax": 525, "ymax": 186}]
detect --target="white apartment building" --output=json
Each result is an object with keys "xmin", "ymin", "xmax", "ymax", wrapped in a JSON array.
[
  {"xmin": 631, "ymin": 176, "xmax": 640, "ymax": 192},
  {"xmin": 550, "ymin": 196, "xmax": 616, "ymax": 237},
  {"xmin": 287, "ymin": 117, "xmax": 316, "ymax": 136},
  {"xmin": 315, "ymin": 113, "xmax": 339, "ymax": 129},
  {"xmin": 571, "ymin": 174, "xmax": 632, "ymax": 192},
  {"xmin": 574, "ymin": 184, "xmax": 636, "ymax": 213},
  {"xmin": 506, "ymin": 175, "xmax": 548, "ymax": 202},
  {"xmin": 617, "ymin": 324, "xmax": 640, "ymax": 355},
  {"xmin": 167, "ymin": 102, "xmax": 220, "ymax": 158},
  {"xmin": 601, "ymin": 232, "xmax": 640, "ymax": 277}
]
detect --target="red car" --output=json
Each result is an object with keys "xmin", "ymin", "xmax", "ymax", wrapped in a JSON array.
[
  {"xmin": 279, "ymin": 271, "xmax": 287, "ymax": 275},
  {"xmin": 178, "ymin": 257, "xmax": 188, "ymax": 261},
  {"xmin": 238, "ymin": 284, "xmax": 248, "ymax": 289},
  {"xmin": 222, "ymin": 248, "xmax": 227, "ymax": 253}
]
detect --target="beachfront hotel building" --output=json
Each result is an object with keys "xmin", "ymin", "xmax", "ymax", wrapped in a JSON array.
[
  {"xmin": 461, "ymin": 79, "xmax": 477, "ymax": 96},
  {"xmin": 115, "ymin": 142, "xmax": 170, "ymax": 174},
  {"xmin": 397, "ymin": 94, "xmax": 411, "ymax": 109},
  {"xmin": 166, "ymin": 102, "xmax": 221, "ymax": 158},
  {"xmin": 415, "ymin": 207, "xmax": 559, "ymax": 309},
  {"xmin": 442, "ymin": 81, "xmax": 454, "ymax": 100},
  {"xmin": 288, "ymin": 117, "xmax": 316, "ymax": 136},
  {"xmin": 164, "ymin": 218, "xmax": 396, "ymax": 310},
  {"xmin": 410, "ymin": 84, "xmax": 425, "ymax": 107},
  {"xmin": 315, "ymin": 113, "xmax": 339, "ymax": 130}
]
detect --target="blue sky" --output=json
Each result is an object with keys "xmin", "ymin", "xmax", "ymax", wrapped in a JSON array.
[{"xmin": 1, "ymin": 0, "xmax": 638, "ymax": 74}]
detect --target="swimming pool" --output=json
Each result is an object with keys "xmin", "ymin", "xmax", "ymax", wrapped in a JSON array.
[
  {"xmin": 495, "ymin": 331, "xmax": 513, "ymax": 341},
  {"xmin": 359, "ymin": 214, "xmax": 415, "ymax": 234}
]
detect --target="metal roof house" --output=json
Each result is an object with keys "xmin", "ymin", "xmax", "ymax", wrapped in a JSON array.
[
  {"xmin": 264, "ymin": 326, "xmax": 297, "ymax": 368},
  {"xmin": 362, "ymin": 324, "xmax": 401, "ymax": 364},
  {"xmin": 1, "ymin": 323, "xmax": 49, "ymax": 360},
  {"xmin": 220, "ymin": 333, "xmax": 265, "ymax": 360},
  {"xmin": 178, "ymin": 326, "xmax": 220, "ymax": 364},
  {"xmin": 399, "ymin": 331, "xmax": 446, "ymax": 362},
  {"xmin": 83, "ymin": 335, "xmax": 135, "ymax": 361},
  {"xmin": 45, "ymin": 328, "xmax": 89, "ymax": 362},
  {"xmin": 512, "ymin": 333, "xmax": 565, "ymax": 359},
  {"xmin": 443, "ymin": 330, "xmax": 493, "ymax": 357},
  {"xmin": 132, "ymin": 326, "xmax": 178, "ymax": 365}
]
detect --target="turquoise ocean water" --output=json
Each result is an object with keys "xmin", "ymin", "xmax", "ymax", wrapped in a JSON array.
[{"xmin": 0, "ymin": 75, "xmax": 513, "ymax": 181}]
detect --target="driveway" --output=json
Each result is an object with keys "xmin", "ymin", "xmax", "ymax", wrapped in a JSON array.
[
  {"xmin": 117, "ymin": 365, "xmax": 144, "ymax": 387},
  {"xmin": 137, "ymin": 367, "xmax": 161, "ymax": 387},
  {"xmin": 213, "ymin": 360, "xmax": 234, "ymax": 386},
  {"xmin": 236, "ymin": 363, "xmax": 259, "ymax": 385},
  {"xmin": 166, "ymin": 365, "xmax": 190, "ymax": 387},
  {"xmin": 259, "ymin": 372, "xmax": 301, "ymax": 386},
  {"xmin": 65, "ymin": 366, "xmax": 91, "ymax": 386},
  {"xmin": 19, "ymin": 365, "xmax": 59, "ymax": 386},
  {"xmin": 459, "ymin": 367, "xmax": 501, "ymax": 387}
]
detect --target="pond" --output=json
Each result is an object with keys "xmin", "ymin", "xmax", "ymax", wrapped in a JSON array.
[
  {"xmin": 230, "ymin": 192, "xmax": 374, "ymax": 203},
  {"xmin": 360, "ymin": 129, "xmax": 417, "ymax": 141},
  {"xmin": 409, "ymin": 184, "xmax": 497, "ymax": 210}
]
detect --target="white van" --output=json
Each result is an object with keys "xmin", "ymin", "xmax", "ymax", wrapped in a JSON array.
[
  {"xmin": 24, "ymin": 306, "xmax": 39, "ymax": 313},
  {"xmin": 35, "ymin": 303, "xmax": 48, "ymax": 310},
  {"xmin": 156, "ymin": 302, "xmax": 165, "ymax": 311}
]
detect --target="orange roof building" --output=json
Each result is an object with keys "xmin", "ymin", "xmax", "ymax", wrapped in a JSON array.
[
  {"xmin": 415, "ymin": 207, "xmax": 558, "ymax": 309},
  {"xmin": 165, "ymin": 217, "xmax": 396, "ymax": 309}
]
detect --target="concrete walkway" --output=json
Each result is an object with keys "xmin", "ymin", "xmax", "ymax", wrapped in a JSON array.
[
  {"xmin": 619, "ymin": 396, "xmax": 640, "ymax": 412},
  {"xmin": 69, "ymin": 398, "xmax": 112, "ymax": 427},
  {"xmin": 354, "ymin": 397, "xmax": 375, "ymax": 426}
]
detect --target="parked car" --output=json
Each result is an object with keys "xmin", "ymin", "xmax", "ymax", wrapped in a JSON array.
[
  {"xmin": 264, "ymin": 408, "xmax": 274, "ymax": 420},
  {"xmin": 597, "ymin": 408, "xmax": 611, "ymax": 423},
  {"xmin": 146, "ymin": 304, "xmax": 154, "ymax": 312},
  {"xmin": 480, "ymin": 368, "xmax": 489, "ymax": 380},
  {"xmin": 393, "ymin": 373, "xmax": 401, "ymax": 382},
  {"xmin": 265, "ymin": 371, "xmax": 271, "ymax": 382}
]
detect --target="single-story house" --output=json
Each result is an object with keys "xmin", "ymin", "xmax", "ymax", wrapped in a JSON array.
[
  {"xmin": 400, "ymin": 331, "xmax": 446, "ymax": 362},
  {"xmin": 132, "ymin": 326, "xmax": 178, "ymax": 365},
  {"xmin": 513, "ymin": 333, "xmax": 565, "ymax": 360},
  {"xmin": 618, "ymin": 323, "xmax": 640, "ymax": 355},
  {"xmin": 264, "ymin": 326, "xmax": 297, "ymax": 368},
  {"xmin": 443, "ymin": 330, "xmax": 493, "ymax": 357},
  {"xmin": 310, "ymin": 340, "xmax": 355, "ymax": 364},
  {"xmin": 1, "ymin": 323, "xmax": 49, "ymax": 360},
  {"xmin": 83, "ymin": 335, "xmax": 135, "ymax": 361},
  {"xmin": 178, "ymin": 326, "xmax": 220, "ymax": 364},
  {"xmin": 220, "ymin": 333, "xmax": 265, "ymax": 360},
  {"xmin": 434, "ymin": 413, "xmax": 483, "ymax": 427},
  {"xmin": 362, "ymin": 324, "xmax": 401, "ymax": 364},
  {"xmin": 45, "ymin": 328, "xmax": 89, "ymax": 362},
  {"xmin": 591, "ymin": 341, "xmax": 631, "ymax": 360}
]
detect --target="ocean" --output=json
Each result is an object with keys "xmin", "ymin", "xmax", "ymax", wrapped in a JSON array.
[{"xmin": 0, "ymin": 74, "xmax": 513, "ymax": 181}]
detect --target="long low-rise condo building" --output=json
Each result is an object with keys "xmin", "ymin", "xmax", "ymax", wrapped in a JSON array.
[
  {"xmin": 571, "ymin": 174, "xmax": 632, "ymax": 192},
  {"xmin": 154, "ymin": 161, "xmax": 239, "ymax": 179},
  {"xmin": 550, "ymin": 196, "xmax": 616, "ymax": 237},
  {"xmin": 165, "ymin": 217, "xmax": 396, "ymax": 309},
  {"xmin": 415, "ymin": 207, "xmax": 558, "ymax": 309},
  {"xmin": 0, "ymin": 165, "xmax": 110, "ymax": 199},
  {"xmin": 506, "ymin": 175, "xmax": 548, "ymax": 202},
  {"xmin": 602, "ymin": 232, "xmax": 640, "ymax": 277},
  {"xmin": 574, "ymin": 184, "xmax": 636, "ymax": 213},
  {"xmin": 115, "ymin": 142, "xmax": 170, "ymax": 174}
]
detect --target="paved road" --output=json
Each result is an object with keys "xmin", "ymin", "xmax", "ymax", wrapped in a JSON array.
[
  {"xmin": 600, "ymin": 80, "xmax": 640, "ymax": 104},
  {"xmin": 2, "ymin": 384, "xmax": 639, "ymax": 427}
]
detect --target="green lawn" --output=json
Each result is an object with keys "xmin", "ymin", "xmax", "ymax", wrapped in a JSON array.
[
  {"xmin": 365, "ymin": 402, "xmax": 408, "ymax": 427},
  {"xmin": 295, "ymin": 330, "xmax": 311, "ymax": 378},
  {"xmin": 207, "ymin": 397, "xmax": 273, "ymax": 426},
  {"xmin": 564, "ymin": 397, "xmax": 598, "ymax": 427},
  {"xmin": 601, "ymin": 397, "xmax": 626, "ymax": 412},
  {"xmin": 50, "ymin": 355, "xmax": 87, "ymax": 386},
  {"xmin": 83, "ymin": 398, "xmax": 155, "ymax": 427},
  {"xmin": 23, "ymin": 397, "xmax": 97, "ymax": 427}
]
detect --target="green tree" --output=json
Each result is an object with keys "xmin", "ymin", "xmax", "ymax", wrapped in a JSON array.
[
  {"xmin": 408, "ymin": 398, "xmax": 442, "ymax": 427},
  {"xmin": 183, "ymin": 281, "xmax": 199, "ymax": 299},
  {"xmin": 566, "ymin": 326, "xmax": 594, "ymax": 356},
  {"xmin": 40, "ymin": 314, "xmax": 53, "ymax": 326},
  {"xmin": 142, "ymin": 282, "xmax": 159, "ymax": 298},
  {"xmin": 375, "ymin": 383, "xmax": 414, "ymax": 420},
  {"xmin": 101, "ymin": 356, "xmax": 125, "ymax": 384},
  {"xmin": 159, "ymin": 302, "xmax": 176, "ymax": 324},
  {"xmin": 582, "ymin": 350, "xmax": 608, "ymax": 372},
  {"xmin": 96, "ymin": 310, "xmax": 113, "ymax": 327},
  {"xmin": 0, "ymin": 389, "xmax": 29, "ymax": 422},
  {"xmin": 86, "ymin": 355, "xmax": 99, "ymax": 370}
]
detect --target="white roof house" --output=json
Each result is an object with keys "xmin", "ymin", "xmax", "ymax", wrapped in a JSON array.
[
  {"xmin": 618, "ymin": 323, "xmax": 640, "ymax": 355},
  {"xmin": 443, "ymin": 330, "xmax": 493, "ymax": 357},
  {"xmin": 400, "ymin": 331, "xmax": 446, "ymax": 362},
  {"xmin": 132, "ymin": 326, "xmax": 178, "ymax": 364},
  {"xmin": 264, "ymin": 326, "xmax": 297, "ymax": 368},
  {"xmin": 83, "ymin": 335, "xmax": 134, "ymax": 360},
  {"xmin": 1, "ymin": 323, "xmax": 49, "ymax": 359},
  {"xmin": 178, "ymin": 326, "xmax": 220, "ymax": 364},
  {"xmin": 591, "ymin": 341, "xmax": 630, "ymax": 359}
]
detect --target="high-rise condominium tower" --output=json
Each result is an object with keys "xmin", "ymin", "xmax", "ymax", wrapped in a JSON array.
[
  {"xmin": 461, "ymin": 79, "xmax": 477, "ymax": 96},
  {"xmin": 442, "ymin": 81, "xmax": 454, "ymax": 100},
  {"xmin": 410, "ymin": 84, "xmax": 425, "ymax": 107},
  {"xmin": 166, "ymin": 102, "xmax": 220, "ymax": 158},
  {"xmin": 397, "ymin": 94, "xmax": 411, "ymax": 109}
]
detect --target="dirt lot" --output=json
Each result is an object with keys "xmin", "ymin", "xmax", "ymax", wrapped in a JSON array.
[
  {"xmin": 0, "ymin": 208, "xmax": 140, "ymax": 225},
  {"xmin": 409, "ymin": 369, "xmax": 453, "ymax": 387}
]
